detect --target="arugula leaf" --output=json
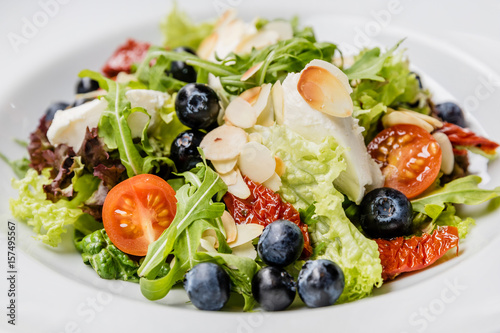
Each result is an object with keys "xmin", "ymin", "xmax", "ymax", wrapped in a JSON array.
[
  {"xmin": 344, "ymin": 41, "xmax": 402, "ymax": 81},
  {"xmin": 160, "ymin": 2, "xmax": 214, "ymax": 50},
  {"xmin": 75, "ymin": 229, "xmax": 140, "ymax": 282},
  {"xmin": 411, "ymin": 175, "xmax": 500, "ymax": 213},
  {"xmin": 78, "ymin": 70, "xmax": 174, "ymax": 177},
  {"xmin": 138, "ymin": 163, "xmax": 227, "ymax": 278},
  {"xmin": 0, "ymin": 152, "xmax": 29, "ymax": 179}
]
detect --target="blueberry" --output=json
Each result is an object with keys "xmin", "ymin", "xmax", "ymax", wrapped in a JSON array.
[
  {"xmin": 435, "ymin": 102, "xmax": 466, "ymax": 127},
  {"xmin": 71, "ymin": 98, "xmax": 94, "ymax": 107},
  {"xmin": 410, "ymin": 71, "xmax": 423, "ymax": 89},
  {"xmin": 252, "ymin": 266, "xmax": 296, "ymax": 311},
  {"xmin": 169, "ymin": 47, "xmax": 197, "ymax": 83},
  {"xmin": 359, "ymin": 187, "xmax": 413, "ymax": 239},
  {"xmin": 297, "ymin": 260, "xmax": 345, "ymax": 308},
  {"xmin": 44, "ymin": 101, "xmax": 70, "ymax": 121},
  {"xmin": 257, "ymin": 219, "xmax": 304, "ymax": 268},
  {"xmin": 184, "ymin": 262, "xmax": 230, "ymax": 311},
  {"xmin": 76, "ymin": 77, "xmax": 100, "ymax": 94},
  {"xmin": 170, "ymin": 130, "xmax": 205, "ymax": 172},
  {"xmin": 175, "ymin": 83, "xmax": 220, "ymax": 130}
]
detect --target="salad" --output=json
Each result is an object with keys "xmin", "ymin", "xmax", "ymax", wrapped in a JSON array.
[{"xmin": 3, "ymin": 5, "xmax": 500, "ymax": 312}]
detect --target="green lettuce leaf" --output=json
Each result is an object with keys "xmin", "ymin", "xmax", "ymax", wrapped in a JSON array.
[
  {"xmin": 78, "ymin": 70, "xmax": 174, "ymax": 177},
  {"xmin": 75, "ymin": 229, "xmax": 140, "ymax": 282},
  {"xmin": 411, "ymin": 175, "xmax": 500, "ymax": 214},
  {"xmin": 255, "ymin": 125, "xmax": 383, "ymax": 303},
  {"xmin": 160, "ymin": 2, "xmax": 214, "ymax": 50},
  {"xmin": 138, "ymin": 162, "xmax": 227, "ymax": 278},
  {"xmin": 0, "ymin": 152, "xmax": 29, "ymax": 179},
  {"xmin": 9, "ymin": 169, "xmax": 99, "ymax": 246}
]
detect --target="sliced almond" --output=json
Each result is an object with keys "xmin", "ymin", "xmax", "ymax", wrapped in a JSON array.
[
  {"xmin": 264, "ymin": 21, "xmax": 293, "ymax": 40},
  {"xmin": 199, "ymin": 236, "xmax": 218, "ymax": 253},
  {"xmin": 227, "ymin": 169, "xmax": 251, "ymax": 199},
  {"xmin": 230, "ymin": 241, "xmax": 257, "ymax": 259},
  {"xmin": 248, "ymin": 132, "xmax": 263, "ymax": 144},
  {"xmin": 200, "ymin": 125, "xmax": 248, "ymax": 161},
  {"xmin": 224, "ymin": 97, "xmax": 257, "ymax": 129},
  {"xmin": 272, "ymin": 81, "xmax": 285, "ymax": 125},
  {"xmin": 241, "ymin": 62, "xmax": 264, "ymax": 82},
  {"xmin": 228, "ymin": 224, "xmax": 264, "ymax": 248},
  {"xmin": 400, "ymin": 109, "xmax": 443, "ymax": 129},
  {"xmin": 212, "ymin": 157, "xmax": 238, "ymax": 174},
  {"xmin": 234, "ymin": 29, "xmax": 279, "ymax": 54},
  {"xmin": 240, "ymin": 86, "xmax": 261, "ymax": 105},
  {"xmin": 220, "ymin": 168, "xmax": 238, "ymax": 186},
  {"xmin": 221, "ymin": 211, "xmax": 237, "ymax": 243},
  {"xmin": 197, "ymin": 32, "xmax": 218, "ymax": 60},
  {"xmin": 202, "ymin": 229, "xmax": 219, "ymax": 249},
  {"xmin": 297, "ymin": 65, "xmax": 353, "ymax": 118},
  {"xmin": 238, "ymin": 142, "xmax": 276, "ymax": 183},
  {"xmin": 433, "ymin": 132, "xmax": 454, "ymax": 175},
  {"xmin": 253, "ymin": 83, "xmax": 272, "ymax": 117},
  {"xmin": 263, "ymin": 172, "xmax": 282, "ymax": 192},
  {"xmin": 307, "ymin": 59, "xmax": 353, "ymax": 94},
  {"xmin": 382, "ymin": 111, "xmax": 434, "ymax": 132},
  {"xmin": 274, "ymin": 156, "xmax": 286, "ymax": 176}
]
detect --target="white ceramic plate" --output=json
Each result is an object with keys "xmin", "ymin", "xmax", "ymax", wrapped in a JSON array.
[{"xmin": 1, "ymin": 1, "xmax": 500, "ymax": 332}]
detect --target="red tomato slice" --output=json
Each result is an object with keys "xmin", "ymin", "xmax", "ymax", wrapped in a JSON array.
[
  {"xmin": 102, "ymin": 174, "xmax": 177, "ymax": 256},
  {"xmin": 367, "ymin": 124, "xmax": 442, "ymax": 199},
  {"xmin": 101, "ymin": 39, "xmax": 151, "ymax": 78},
  {"xmin": 376, "ymin": 226, "xmax": 459, "ymax": 280}
]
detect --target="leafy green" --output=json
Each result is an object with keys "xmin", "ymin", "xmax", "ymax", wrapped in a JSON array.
[
  {"xmin": 434, "ymin": 204, "xmax": 475, "ymax": 239},
  {"xmin": 0, "ymin": 152, "xmax": 29, "ymax": 178},
  {"xmin": 344, "ymin": 41, "xmax": 402, "ymax": 81},
  {"xmin": 78, "ymin": 70, "xmax": 174, "ymax": 177},
  {"xmin": 75, "ymin": 229, "xmax": 140, "ymax": 282},
  {"xmin": 138, "ymin": 162, "xmax": 227, "ymax": 278},
  {"xmin": 160, "ymin": 2, "xmax": 214, "ymax": 51},
  {"xmin": 137, "ymin": 38, "xmax": 337, "ymax": 96},
  {"xmin": 412, "ymin": 175, "xmax": 500, "ymax": 214},
  {"xmin": 10, "ymin": 169, "xmax": 99, "ymax": 246},
  {"xmin": 256, "ymin": 125, "xmax": 383, "ymax": 303}
]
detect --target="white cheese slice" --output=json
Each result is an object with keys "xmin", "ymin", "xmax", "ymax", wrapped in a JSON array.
[
  {"xmin": 125, "ymin": 89, "xmax": 170, "ymax": 138},
  {"xmin": 47, "ymin": 98, "xmax": 107, "ymax": 150},
  {"xmin": 282, "ymin": 71, "xmax": 384, "ymax": 203}
]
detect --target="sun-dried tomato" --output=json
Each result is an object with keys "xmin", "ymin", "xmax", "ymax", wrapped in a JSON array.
[
  {"xmin": 439, "ymin": 122, "xmax": 499, "ymax": 156},
  {"xmin": 101, "ymin": 39, "xmax": 151, "ymax": 78},
  {"xmin": 376, "ymin": 226, "xmax": 459, "ymax": 280},
  {"xmin": 224, "ymin": 177, "xmax": 312, "ymax": 257}
]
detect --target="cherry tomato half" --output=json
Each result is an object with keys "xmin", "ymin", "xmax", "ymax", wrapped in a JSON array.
[
  {"xmin": 367, "ymin": 124, "xmax": 442, "ymax": 199},
  {"xmin": 102, "ymin": 174, "xmax": 177, "ymax": 256}
]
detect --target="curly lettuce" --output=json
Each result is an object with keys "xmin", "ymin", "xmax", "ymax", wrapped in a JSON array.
[
  {"xmin": 256, "ymin": 125, "xmax": 383, "ymax": 303},
  {"xmin": 9, "ymin": 169, "xmax": 99, "ymax": 246}
]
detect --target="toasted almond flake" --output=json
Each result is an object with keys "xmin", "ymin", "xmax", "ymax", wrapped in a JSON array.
[
  {"xmin": 220, "ymin": 168, "xmax": 238, "ymax": 186},
  {"xmin": 241, "ymin": 62, "xmax": 264, "ymax": 82},
  {"xmin": 240, "ymin": 86, "xmax": 262, "ymax": 105},
  {"xmin": 263, "ymin": 172, "xmax": 282, "ymax": 192},
  {"xmin": 199, "ymin": 236, "xmax": 218, "ymax": 253},
  {"xmin": 400, "ymin": 109, "xmax": 443, "ymax": 129},
  {"xmin": 274, "ymin": 156, "xmax": 286, "ymax": 176},
  {"xmin": 238, "ymin": 142, "xmax": 276, "ymax": 183},
  {"xmin": 297, "ymin": 65, "xmax": 353, "ymax": 118},
  {"xmin": 212, "ymin": 157, "xmax": 238, "ymax": 174},
  {"xmin": 221, "ymin": 211, "xmax": 237, "ymax": 243},
  {"xmin": 214, "ymin": 9, "xmax": 237, "ymax": 29},
  {"xmin": 200, "ymin": 125, "xmax": 248, "ymax": 161},
  {"xmin": 224, "ymin": 97, "xmax": 257, "ymax": 129},
  {"xmin": 253, "ymin": 83, "xmax": 272, "ymax": 117},
  {"xmin": 228, "ymin": 224, "xmax": 264, "ymax": 248},
  {"xmin": 382, "ymin": 111, "xmax": 434, "ymax": 132},
  {"xmin": 227, "ymin": 169, "xmax": 251, "ymax": 199},
  {"xmin": 264, "ymin": 20, "xmax": 293, "ymax": 40},
  {"xmin": 202, "ymin": 229, "xmax": 219, "ymax": 248},
  {"xmin": 432, "ymin": 132, "xmax": 454, "ymax": 175},
  {"xmin": 230, "ymin": 241, "xmax": 257, "ymax": 259},
  {"xmin": 272, "ymin": 81, "xmax": 285, "ymax": 125},
  {"xmin": 197, "ymin": 32, "xmax": 218, "ymax": 60},
  {"xmin": 234, "ymin": 29, "xmax": 279, "ymax": 54},
  {"xmin": 306, "ymin": 59, "xmax": 353, "ymax": 94}
]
